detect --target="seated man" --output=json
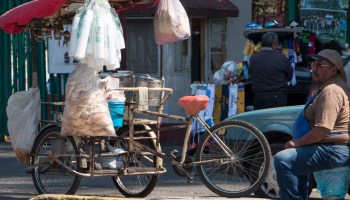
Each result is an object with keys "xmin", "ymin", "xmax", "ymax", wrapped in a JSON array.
[{"xmin": 274, "ymin": 49, "xmax": 350, "ymax": 199}]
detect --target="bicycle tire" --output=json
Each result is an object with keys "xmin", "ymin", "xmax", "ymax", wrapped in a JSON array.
[
  {"xmin": 31, "ymin": 125, "xmax": 81, "ymax": 194},
  {"xmin": 111, "ymin": 125, "xmax": 158, "ymax": 197},
  {"xmin": 196, "ymin": 120, "xmax": 271, "ymax": 198}
]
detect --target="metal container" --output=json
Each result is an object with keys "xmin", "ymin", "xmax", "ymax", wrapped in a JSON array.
[
  {"xmin": 110, "ymin": 71, "xmax": 135, "ymax": 102},
  {"xmin": 148, "ymin": 78, "xmax": 163, "ymax": 98},
  {"xmin": 134, "ymin": 76, "xmax": 164, "ymax": 106},
  {"xmin": 110, "ymin": 71, "xmax": 134, "ymax": 87},
  {"xmin": 148, "ymin": 77, "xmax": 164, "ymax": 106},
  {"xmin": 99, "ymin": 72, "xmax": 109, "ymax": 79},
  {"xmin": 135, "ymin": 74, "xmax": 150, "ymax": 87}
]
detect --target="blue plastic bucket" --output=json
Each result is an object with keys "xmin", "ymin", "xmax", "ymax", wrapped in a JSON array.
[{"xmin": 108, "ymin": 101, "xmax": 125, "ymax": 127}]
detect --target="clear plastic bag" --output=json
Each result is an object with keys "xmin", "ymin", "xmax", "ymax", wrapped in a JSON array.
[
  {"xmin": 6, "ymin": 88, "xmax": 41, "ymax": 164},
  {"xmin": 314, "ymin": 166, "xmax": 350, "ymax": 199},
  {"xmin": 68, "ymin": 0, "xmax": 125, "ymax": 70},
  {"xmin": 153, "ymin": 0, "xmax": 190, "ymax": 45},
  {"xmin": 61, "ymin": 64, "xmax": 115, "ymax": 136}
]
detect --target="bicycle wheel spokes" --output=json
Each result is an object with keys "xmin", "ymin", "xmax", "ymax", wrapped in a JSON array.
[
  {"xmin": 111, "ymin": 126, "xmax": 158, "ymax": 197},
  {"xmin": 31, "ymin": 126, "xmax": 81, "ymax": 194},
  {"xmin": 196, "ymin": 120, "xmax": 271, "ymax": 198}
]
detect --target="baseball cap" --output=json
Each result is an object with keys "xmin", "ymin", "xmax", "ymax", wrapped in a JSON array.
[{"xmin": 307, "ymin": 49, "xmax": 346, "ymax": 82}]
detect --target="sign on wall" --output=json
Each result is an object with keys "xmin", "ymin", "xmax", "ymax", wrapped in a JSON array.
[
  {"xmin": 300, "ymin": 0, "xmax": 349, "ymax": 44},
  {"xmin": 48, "ymin": 25, "xmax": 78, "ymax": 74}
]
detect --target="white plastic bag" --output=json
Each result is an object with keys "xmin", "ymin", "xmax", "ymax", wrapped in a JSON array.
[
  {"xmin": 69, "ymin": 0, "xmax": 125, "ymax": 70},
  {"xmin": 154, "ymin": 0, "xmax": 190, "ymax": 45},
  {"xmin": 6, "ymin": 88, "xmax": 41, "ymax": 164}
]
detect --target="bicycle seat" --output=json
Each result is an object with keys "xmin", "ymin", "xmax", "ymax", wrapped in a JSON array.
[{"xmin": 178, "ymin": 95, "xmax": 209, "ymax": 115}]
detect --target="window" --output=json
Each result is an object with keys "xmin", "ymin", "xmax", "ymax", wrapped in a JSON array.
[
  {"xmin": 209, "ymin": 19, "xmax": 227, "ymax": 73},
  {"xmin": 175, "ymin": 39, "xmax": 190, "ymax": 72},
  {"xmin": 126, "ymin": 18, "xmax": 159, "ymax": 75}
]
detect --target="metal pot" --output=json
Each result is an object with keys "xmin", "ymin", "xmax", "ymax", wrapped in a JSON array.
[
  {"xmin": 110, "ymin": 71, "xmax": 135, "ymax": 102},
  {"xmin": 135, "ymin": 74, "xmax": 151, "ymax": 87},
  {"xmin": 99, "ymin": 72, "xmax": 109, "ymax": 79},
  {"xmin": 148, "ymin": 78, "xmax": 164, "ymax": 106}
]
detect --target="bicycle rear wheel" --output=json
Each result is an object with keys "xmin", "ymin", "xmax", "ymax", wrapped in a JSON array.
[
  {"xmin": 111, "ymin": 125, "xmax": 158, "ymax": 197},
  {"xmin": 196, "ymin": 120, "xmax": 271, "ymax": 198},
  {"xmin": 31, "ymin": 125, "xmax": 81, "ymax": 194}
]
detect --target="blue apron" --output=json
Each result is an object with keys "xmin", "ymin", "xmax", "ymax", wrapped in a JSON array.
[
  {"xmin": 292, "ymin": 92, "xmax": 348, "ymax": 139},
  {"xmin": 292, "ymin": 95, "xmax": 315, "ymax": 139}
]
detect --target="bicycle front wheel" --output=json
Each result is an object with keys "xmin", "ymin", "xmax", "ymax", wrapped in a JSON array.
[
  {"xmin": 31, "ymin": 126, "xmax": 81, "ymax": 194},
  {"xmin": 196, "ymin": 120, "xmax": 271, "ymax": 198}
]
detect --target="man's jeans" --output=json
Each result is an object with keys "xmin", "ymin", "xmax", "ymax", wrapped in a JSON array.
[{"xmin": 274, "ymin": 143, "xmax": 350, "ymax": 200}]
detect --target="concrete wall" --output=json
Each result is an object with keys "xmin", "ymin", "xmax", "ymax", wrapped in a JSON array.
[
  {"xmin": 162, "ymin": 44, "xmax": 192, "ymax": 122},
  {"xmin": 227, "ymin": 0, "xmax": 252, "ymax": 63},
  {"xmin": 162, "ymin": 1, "xmax": 253, "ymax": 121}
]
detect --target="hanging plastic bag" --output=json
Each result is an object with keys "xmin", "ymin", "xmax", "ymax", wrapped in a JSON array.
[
  {"xmin": 6, "ymin": 88, "xmax": 41, "ymax": 164},
  {"xmin": 68, "ymin": 0, "xmax": 125, "ymax": 70},
  {"xmin": 154, "ymin": 0, "xmax": 190, "ymax": 45},
  {"xmin": 61, "ymin": 64, "xmax": 115, "ymax": 137}
]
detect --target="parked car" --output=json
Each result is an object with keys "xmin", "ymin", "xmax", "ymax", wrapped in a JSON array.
[{"xmin": 227, "ymin": 105, "xmax": 350, "ymax": 199}]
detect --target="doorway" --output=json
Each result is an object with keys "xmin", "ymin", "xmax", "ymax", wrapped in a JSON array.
[{"xmin": 191, "ymin": 18, "xmax": 203, "ymax": 83}]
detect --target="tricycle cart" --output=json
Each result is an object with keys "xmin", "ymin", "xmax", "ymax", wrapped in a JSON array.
[
  {"xmin": 26, "ymin": 87, "xmax": 272, "ymax": 198},
  {"xmin": 0, "ymin": 0, "xmax": 272, "ymax": 198}
]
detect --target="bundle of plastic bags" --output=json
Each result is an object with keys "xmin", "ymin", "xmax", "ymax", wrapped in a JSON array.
[
  {"xmin": 154, "ymin": 0, "xmax": 190, "ymax": 45},
  {"xmin": 6, "ymin": 88, "xmax": 41, "ymax": 164},
  {"xmin": 213, "ymin": 61, "xmax": 241, "ymax": 85},
  {"xmin": 68, "ymin": 0, "xmax": 125, "ymax": 70},
  {"xmin": 61, "ymin": 64, "xmax": 115, "ymax": 137}
]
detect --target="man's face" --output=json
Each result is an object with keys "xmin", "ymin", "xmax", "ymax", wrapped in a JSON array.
[{"xmin": 310, "ymin": 59, "xmax": 336, "ymax": 84}]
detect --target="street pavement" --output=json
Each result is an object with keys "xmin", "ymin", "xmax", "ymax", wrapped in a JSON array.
[{"xmin": 0, "ymin": 141, "xmax": 341, "ymax": 200}]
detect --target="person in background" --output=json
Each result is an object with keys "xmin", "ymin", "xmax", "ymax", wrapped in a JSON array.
[
  {"xmin": 342, "ymin": 43, "xmax": 350, "ymax": 88},
  {"xmin": 274, "ymin": 49, "xmax": 350, "ymax": 200},
  {"xmin": 249, "ymin": 32, "xmax": 293, "ymax": 109},
  {"xmin": 318, "ymin": 40, "xmax": 344, "ymax": 54}
]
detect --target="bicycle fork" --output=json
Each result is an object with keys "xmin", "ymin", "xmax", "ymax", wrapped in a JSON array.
[{"xmin": 181, "ymin": 115, "xmax": 234, "ymax": 162}]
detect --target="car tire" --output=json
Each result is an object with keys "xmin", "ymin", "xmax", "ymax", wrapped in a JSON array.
[
  {"xmin": 252, "ymin": 143, "xmax": 284, "ymax": 199},
  {"xmin": 252, "ymin": 143, "xmax": 314, "ymax": 199}
]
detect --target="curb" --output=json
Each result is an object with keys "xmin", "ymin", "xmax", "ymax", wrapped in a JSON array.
[{"xmin": 30, "ymin": 194, "xmax": 142, "ymax": 200}]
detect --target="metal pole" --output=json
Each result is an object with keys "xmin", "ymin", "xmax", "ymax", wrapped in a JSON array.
[
  {"xmin": 0, "ymin": 1, "xmax": 6, "ymax": 140},
  {"xmin": 18, "ymin": 31, "xmax": 26, "ymax": 91},
  {"xmin": 30, "ymin": 28, "xmax": 38, "ymax": 88},
  {"xmin": 12, "ymin": 33, "xmax": 18, "ymax": 92},
  {"xmin": 37, "ymin": 41, "xmax": 46, "ymax": 120},
  {"xmin": 27, "ymin": 30, "xmax": 33, "ymax": 88}
]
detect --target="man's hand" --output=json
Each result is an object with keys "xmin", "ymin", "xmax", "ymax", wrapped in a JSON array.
[
  {"xmin": 286, "ymin": 127, "xmax": 330, "ymax": 149},
  {"xmin": 285, "ymin": 140, "xmax": 299, "ymax": 149}
]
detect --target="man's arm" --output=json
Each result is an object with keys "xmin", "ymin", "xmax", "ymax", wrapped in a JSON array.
[{"xmin": 285, "ymin": 126, "xmax": 330, "ymax": 148}]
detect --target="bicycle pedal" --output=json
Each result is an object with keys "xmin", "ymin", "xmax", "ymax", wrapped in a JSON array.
[
  {"xmin": 187, "ymin": 175, "xmax": 194, "ymax": 184},
  {"xmin": 168, "ymin": 149, "xmax": 178, "ymax": 158}
]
